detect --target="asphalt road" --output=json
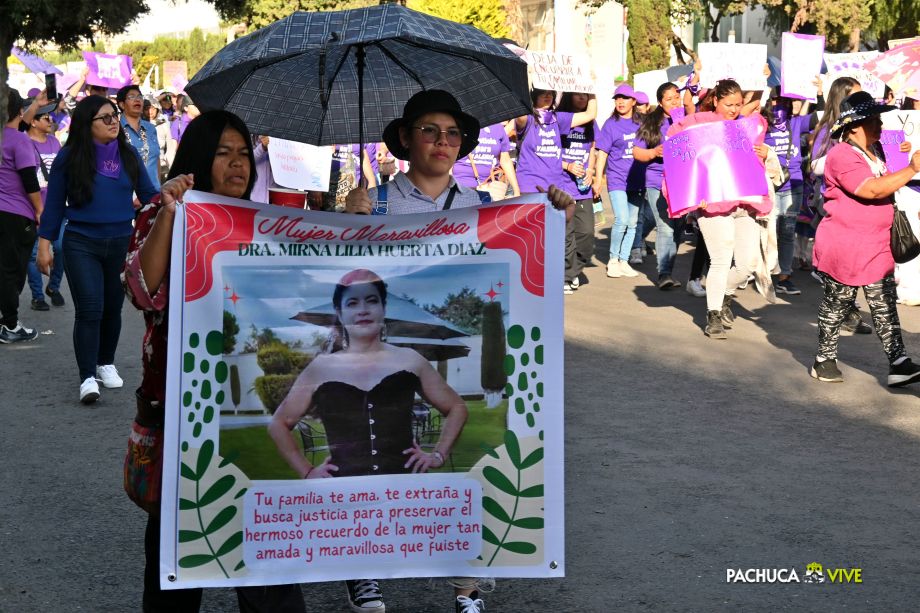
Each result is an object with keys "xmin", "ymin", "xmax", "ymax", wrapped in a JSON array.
[{"xmin": 2, "ymin": 227, "xmax": 920, "ymax": 612}]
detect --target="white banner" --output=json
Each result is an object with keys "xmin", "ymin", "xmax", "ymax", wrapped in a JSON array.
[
  {"xmin": 698, "ymin": 43, "xmax": 768, "ymax": 91},
  {"xmin": 523, "ymin": 50, "xmax": 596, "ymax": 93},
  {"xmin": 268, "ymin": 138, "xmax": 333, "ymax": 192},
  {"xmin": 159, "ymin": 192, "xmax": 566, "ymax": 588},
  {"xmin": 633, "ymin": 70, "xmax": 669, "ymax": 104},
  {"xmin": 882, "ymin": 110, "xmax": 920, "ymax": 180},
  {"xmin": 780, "ymin": 33, "xmax": 825, "ymax": 101},
  {"xmin": 822, "ymin": 52, "xmax": 886, "ymax": 99}
]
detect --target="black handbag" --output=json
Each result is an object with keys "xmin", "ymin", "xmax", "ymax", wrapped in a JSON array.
[{"xmin": 891, "ymin": 206, "xmax": 920, "ymax": 264}]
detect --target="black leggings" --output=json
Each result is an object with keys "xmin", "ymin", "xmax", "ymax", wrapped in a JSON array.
[
  {"xmin": 816, "ymin": 272, "xmax": 906, "ymax": 364},
  {"xmin": 689, "ymin": 229, "xmax": 709, "ymax": 281}
]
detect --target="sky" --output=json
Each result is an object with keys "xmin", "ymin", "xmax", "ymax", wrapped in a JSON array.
[
  {"xmin": 221, "ymin": 263, "xmax": 510, "ymax": 346},
  {"xmin": 123, "ymin": 0, "xmax": 221, "ymax": 40}
]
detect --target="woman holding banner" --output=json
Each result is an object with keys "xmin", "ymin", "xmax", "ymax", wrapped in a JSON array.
[
  {"xmin": 122, "ymin": 110, "xmax": 306, "ymax": 612},
  {"xmin": 810, "ymin": 91, "xmax": 920, "ymax": 386}
]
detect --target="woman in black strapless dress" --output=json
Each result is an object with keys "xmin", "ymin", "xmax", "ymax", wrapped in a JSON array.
[{"xmin": 268, "ymin": 268, "xmax": 469, "ymax": 613}]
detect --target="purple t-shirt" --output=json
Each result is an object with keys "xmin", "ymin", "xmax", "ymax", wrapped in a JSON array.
[
  {"xmin": 452, "ymin": 124, "xmax": 510, "ymax": 188},
  {"xmin": 170, "ymin": 113, "xmax": 192, "ymax": 143},
  {"xmin": 596, "ymin": 116, "xmax": 644, "ymax": 191},
  {"xmin": 559, "ymin": 122, "xmax": 598, "ymax": 198},
  {"xmin": 0, "ymin": 127, "xmax": 38, "ymax": 220},
  {"xmin": 516, "ymin": 111, "xmax": 574, "ymax": 194},
  {"xmin": 32, "ymin": 136, "xmax": 62, "ymax": 201},
  {"xmin": 763, "ymin": 115, "xmax": 811, "ymax": 191},
  {"xmin": 633, "ymin": 119, "xmax": 672, "ymax": 191}
]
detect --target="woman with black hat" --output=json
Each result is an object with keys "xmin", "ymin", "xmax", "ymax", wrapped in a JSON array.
[{"xmin": 811, "ymin": 91, "xmax": 920, "ymax": 386}]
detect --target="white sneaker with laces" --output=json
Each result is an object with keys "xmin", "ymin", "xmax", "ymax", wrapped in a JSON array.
[
  {"xmin": 619, "ymin": 260, "xmax": 639, "ymax": 277},
  {"xmin": 80, "ymin": 377, "xmax": 100, "ymax": 404},
  {"xmin": 96, "ymin": 364, "xmax": 124, "ymax": 388},
  {"xmin": 606, "ymin": 260, "xmax": 622, "ymax": 278},
  {"xmin": 686, "ymin": 278, "xmax": 706, "ymax": 297},
  {"xmin": 456, "ymin": 592, "xmax": 485, "ymax": 613}
]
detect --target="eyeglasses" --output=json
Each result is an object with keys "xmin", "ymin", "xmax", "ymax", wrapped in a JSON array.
[
  {"xmin": 124, "ymin": 94, "xmax": 144, "ymax": 101},
  {"xmin": 92, "ymin": 112, "xmax": 120, "ymax": 126},
  {"xmin": 411, "ymin": 125, "xmax": 465, "ymax": 146}
]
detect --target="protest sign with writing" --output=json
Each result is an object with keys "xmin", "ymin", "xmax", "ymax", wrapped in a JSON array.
[
  {"xmin": 889, "ymin": 37, "xmax": 920, "ymax": 49},
  {"xmin": 82, "ymin": 51, "xmax": 132, "ymax": 89},
  {"xmin": 633, "ymin": 70, "xmax": 668, "ymax": 103},
  {"xmin": 781, "ymin": 33, "xmax": 825, "ymax": 101},
  {"xmin": 880, "ymin": 130, "xmax": 909, "ymax": 173},
  {"xmin": 662, "ymin": 115, "xmax": 769, "ymax": 217},
  {"xmin": 524, "ymin": 51, "xmax": 595, "ymax": 94},
  {"xmin": 822, "ymin": 52, "xmax": 885, "ymax": 99},
  {"xmin": 882, "ymin": 110, "xmax": 920, "ymax": 180},
  {"xmin": 163, "ymin": 61, "xmax": 188, "ymax": 92},
  {"xmin": 697, "ymin": 43, "xmax": 768, "ymax": 91},
  {"xmin": 159, "ymin": 193, "xmax": 565, "ymax": 588},
  {"xmin": 268, "ymin": 138, "xmax": 333, "ymax": 192}
]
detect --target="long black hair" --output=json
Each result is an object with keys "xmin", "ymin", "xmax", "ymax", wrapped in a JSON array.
[
  {"xmin": 636, "ymin": 82, "xmax": 678, "ymax": 148},
  {"xmin": 167, "ymin": 110, "xmax": 257, "ymax": 199},
  {"xmin": 813, "ymin": 76, "xmax": 860, "ymax": 159},
  {"xmin": 530, "ymin": 88, "xmax": 556, "ymax": 125},
  {"xmin": 556, "ymin": 92, "xmax": 594, "ymax": 141},
  {"xmin": 64, "ymin": 95, "xmax": 139, "ymax": 207}
]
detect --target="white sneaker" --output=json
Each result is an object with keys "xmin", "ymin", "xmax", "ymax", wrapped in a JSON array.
[
  {"xmin": 95, "ymin": 364, "xmax": 124, "ymax": 388},
  {"xmin": 606, "ymin": 260, "xmax": 622, "ymax": 278},
  {"xmin": 563, "ymin": 282, "xmax": 574, "ymax": 295},
  {"xmin": 686, "ymin": 278, "xmax": 706, "ymax": 297},
  {"xmin": 628, "ymin": 248, "xmax": 643, "ymax": 265},
  {"xmin": 570, "ymin": 276, "xmax": 580, "ymax": 290},
  {"xmin": 619, "ymin": 260, "xmax": 639, "ymax": 277},
  {"xmin": 80, "ymin": 377, "xmax": 100, "ymax": 404}
]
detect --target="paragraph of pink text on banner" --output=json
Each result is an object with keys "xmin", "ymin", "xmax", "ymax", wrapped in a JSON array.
[{"xmin": 243, "ymin": 475, "xmax": 483, "ymax": 568}]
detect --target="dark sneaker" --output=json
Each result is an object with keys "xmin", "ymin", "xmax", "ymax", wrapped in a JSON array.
[
  {"xmin": 841, "ymin": 310, "xmax": 872, "ymax": 335},
  {"xmin": 577, "ymin": 272, "xmax": 589, "ymax": 287},
  {"xmin": 0, "ymin": 322, "xmax": 38, "ymax": 344},
  {"xmin": 720, "ymin": 295, "xmax": 735, "ymax": 328},
  {"xmin": 456, "ymin": 590, "xmax": 485, "ymax": 613},
  {"xmin": 657, "ymin": 275, "xmax": 680, "ymax": 290},
  {"xmin": 775, "ymin": 278, "xmax": 801, "ymax": 295},
  {"xmin": 811, "ymin": 359, "xmax": 844, "ymax": 382},
  {"xmin": 345, "ymin": 579, "xmax": 385, "ymax": 613},
  {"xmin": 704, "ymin": 310, "xmax": 727, "ymax": 339},
  {"xmin": 46, "ymin": 287, "xmax": 65, "ymax": 306},
  {"xmin": 31, "ymin": 299, "xmax": 50, "ymax": 311},
  {"xmin": 888, "ymin": 359, "xmax": 920, "ymax": 388}
]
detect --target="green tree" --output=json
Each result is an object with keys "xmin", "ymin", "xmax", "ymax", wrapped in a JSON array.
[
  {"xmin": 424, "ymin": 287, "xmax": 487, "ymax": 335},
  {"xmin": 214, "ymin": 0, "xmax": 375, "ymax": 32},
  {"xmin": 761, "ymin": 0, "xmax": 872, "ymax": 51},
  {"xmin": 868, "ymin": 0, "xmax": 920, "ymax": 51},
  {"xmin": 408, "ymin": 0, "xmax": 510, "ymax": 38},
  {"xmin": 623, "ymin": 0, "xmax": 674, "ymax": 74},
  {"xmin": 0, "ymin": 0, "xmax": 147, "ymax": 143},
  {"xmin": 223, "ymin": 310, "xmax": 240, "ymax": 354},
  {"xmin": 480, "ymin": 301, "xmax": 507, "ymax": 405}
]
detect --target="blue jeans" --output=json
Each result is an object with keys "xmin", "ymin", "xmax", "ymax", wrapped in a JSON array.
[
  {"xmin": 28, "ymin": 224, "xmax": 65, "ymax": 300},
  {"xmin": 608, "ymin": 190, "xmax": 642, "ymax": 261},
  {"xmin": 632, "ymin": 198, "xmax": 655, "ymax": 250},
  {"xmin": 62, "ymin": 230, "xmax": 131, "ymax": 381},
  {"xmin": 774, "ymin": 186, "xmax": 803, "ymax": 276},
  {"xmin": 646, "ymin": 187, "xmax": 683, "ymax": 277}
]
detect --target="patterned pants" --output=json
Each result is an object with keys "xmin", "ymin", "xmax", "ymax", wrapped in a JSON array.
[{"xmin": 817, "ymin": 272, "xmax": 906, "ymax": 364}]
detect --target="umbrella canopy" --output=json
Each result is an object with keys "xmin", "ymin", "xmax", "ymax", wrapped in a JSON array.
[
  {"xmin": 864, "ymin": 41, "xmax": 920, "ymax": 99},
  {"xmin": 12, "ymin": 47, "xmax": 63, "ymax": 75},
  {"xmin": 185, "ymin": 5, "xmax": 531, "ymax": 147},
  {"xmin": 291, "ymin": 295, "xmax": 470, "ymax": 340},
  {"xmin": 387, "ymin": 336, "xmax": 470, "ymax": 361},
  {"xmin": 665, "ymin": 64, "xmax": 694, "ymax": 82}
]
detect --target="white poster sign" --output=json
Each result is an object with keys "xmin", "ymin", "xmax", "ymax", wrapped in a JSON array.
[
  {"xmin": 822, "ymin": 52, "xmax": 886, "ymax": 99},
  {"xmin": 633, "ymin": 70, "xmax": 669, "ymax": 104},
  {"xmin": 882, "ymin": 110, "xmax": 920, "ymax": 180},
  {"xmin": 698, "ymin": 43, "xmax": 768, "ymax": 91},
  {"xmin": 268, "ymin": 138, "xmax": 333, "ymax": 192},
  {"xmin": 523, "ymin": 51, "xmax": 596, "ymax": 93},
  {"xmin": 780, "ymin": 33, "xmax": 825, "ymax": 101}
]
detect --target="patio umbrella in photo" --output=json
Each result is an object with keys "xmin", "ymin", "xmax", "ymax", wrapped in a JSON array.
[
  {"xmin": 864, "ymin": 41, "xmax": 920, "ymax": 99},
  {"xmin": 386, "ymin": 336, "xmax": 471, "ymax": 361},
  {"xmin": 185, "ymin": 4, "xmax": 531, "ymax": 152},
  {"xmin": 290, "ymin": 295, "xmax": 470, "ymax": 340}
]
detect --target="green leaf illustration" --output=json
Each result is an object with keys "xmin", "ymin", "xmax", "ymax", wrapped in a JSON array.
[
  {"xmin": 179, "ymin": 498, "xmax": 198, "ymax": 510},
  {"xmin": 480, "ymin": 443, "xmax": 500, "ymax": 459},
  {"xmin": 512, "ymin": 517, "xmax": 544, "ymax": 529},
  {"xmin": 501, "ymin": 541, "xmax": 537, "ymax": 555},
  {"xmin": 482, "ymin": 466, "xmax": 518, "ymax": 496},
  {"xmin": 178, "ymin": 530, "xmax": 205, "ymax": 543},
  {"xmin": 234, "ymin": 560, "xmax": 246, "ymax": 572},
  {"xmin": 205, "ymin": 506, "xmax": 237, "ymax": 535},
  {"xmin": 519, "ymin": 484, "xmax": 544, "ymax": 498},
  {"xmin": 180, "ymin": 463, "xmax": 197, "ymax": 481},
  {"xmin": 482, "ymin": 525, "xmax": 501, "ymax": 546},
  {"xmin": 503, "ymin": 430, "xmax": 522, "ymax": 469},
  {"xmin": 179, "ymin": 554, "xmax": 216, "ymax": 568},
  {"xmin": 482, "ymin": 496, "xmax": 512, "ymax": 524},
  {"xmin": 519, "ymin": 447, "xmax": 543, "ymax": 470},
  {"xmin": 219, "ymin": 449, "xmax": 241, "ymax": 468},
  {"xmin": 199, "ymin": 475, "xmax": 236, "ymax": 507},
  {"xmin": 234, "ymin": 487, "xmax": 248, "ymax": 500},
  {"xmin": 196, "ymin": 440, "xmax": 215, "ymax": 479},
  {"xmin": 215, "ymin": 531, "xmax": 243, "ymax": 557}
]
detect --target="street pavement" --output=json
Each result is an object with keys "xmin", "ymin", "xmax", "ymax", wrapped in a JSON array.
[{"xmin": 2, "ymin": 227, "xmax": 920, "ymax": 611}]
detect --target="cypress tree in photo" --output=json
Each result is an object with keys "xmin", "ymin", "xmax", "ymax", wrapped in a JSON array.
[{"xmin": 480, "ymin": 301, "xmax": 507, "ymax": 408}]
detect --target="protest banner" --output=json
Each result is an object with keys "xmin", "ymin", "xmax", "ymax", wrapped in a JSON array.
[
  {"xmin": 523, "ymin": 50, "xmax": 595, "ymax": 94},
  {"xmin": 163, "ymin": 60, "xmax": 188, "ymax": 92},
  {"xmin": 822, "ymin": 52, "xmax": 885, "ymax": 99},
  {"xmin": 697, "ymin": 43, "xmax": 768, "ymax": 91},
  {"xmin": 882, "ymin": 110, "xmax": 920, "ymax": 179},
  {"xmin": 82, "ymin": 51, "xmax": 132, "ymax": 88},
  {"xmin": 781, "ymin": 33, "xmax": 825, "ymax": 101},
  {"xmin": 662, "ymin": 115, "xmax": 769, "ymax": 217},
  {"xmin": 268, "ymin": 138, "xmax": 333, "ymax": 192},
  {"xmin": 889, "ymin": 37, "xmax": 920, "ymax": 49},
  {"xmin": 633, "ymin": 70, "xmax": 668, "ymax": 103},
  {"xmin": 159, "ymin": 192, "xmax": 565, "ymax": 589},
  {"xmin": 880, "ymin": 130, "xmax": 909, "ymax": 173}
]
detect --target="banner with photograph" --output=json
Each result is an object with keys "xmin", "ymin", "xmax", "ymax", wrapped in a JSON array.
[
  {"xmin": 697, "ymin": 43, "xmax": 768, "ymax": 91},
  {"xmin": 780, "ymin": 33, "xmax": 825, "ymax": 101},
  {"xmin": 82, "ymin": 51, "xmax": 133, "ymax": 89},
  {"xmin": 159, "ymin": 192, "xmax": 565, "ymax": 589}
]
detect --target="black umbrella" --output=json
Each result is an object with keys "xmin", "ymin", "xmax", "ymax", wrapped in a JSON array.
[{"xmin": 185, "ymin": 5, "xmax": 531, "ymax": 154}]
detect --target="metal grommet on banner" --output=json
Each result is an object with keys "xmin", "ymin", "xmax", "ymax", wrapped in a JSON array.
[
  {"xmin": 549, "ymin": 561, "xmax": 558, "ymax": 570},
  {"xmin": 168, "ymin": 574, "xmax": 177, "ymax": 582}
]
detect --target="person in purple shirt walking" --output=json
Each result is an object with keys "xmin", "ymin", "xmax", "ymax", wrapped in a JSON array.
[
  {"xmin": 556, "ymin": 92, "xmax": 599, "ymax": 293},
  {"xmin": 594, "ymin": 84, "xmax": 645, "ymax": 280},
  {"xmin": 452, "ymin": 122, "xmax": 520, "ymax": 201},
  {"xmin": 170, "ymin": 95, "xmax": 199, "ymax": 145}
]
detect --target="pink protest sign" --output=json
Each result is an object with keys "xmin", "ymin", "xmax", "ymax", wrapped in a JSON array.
[
  {"xmin": 82, "ymin": 51, "xmax": 133, "ymax": 89},
  {"xmin": 663, "ymin": 115, "xmax": 769, "ymax": 217},
  {"xmin": 669, "ymin": 106, "xmax": 686, "ymax": 122},
  {"xmin": 881, "ymin": 130, "xmax": 909, "ymax": 172},
  {"xmin": 781, "ymin": 33, "xmax": 825, "ymax": 102}
]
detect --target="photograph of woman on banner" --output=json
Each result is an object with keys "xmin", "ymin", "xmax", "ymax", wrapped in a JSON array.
[
  {"xmin": 268, "ymin": 267, "xmax": 470, "ymax": 613},
  {"xmin": 122, "ymin": 109, "xmax": 306, "ymax": 613}
]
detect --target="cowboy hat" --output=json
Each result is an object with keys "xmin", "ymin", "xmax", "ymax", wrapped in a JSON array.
[
  {"xmin": 382, "ymin": 90, "xmax": 479, "ymax": 161},
  {"xmin": 831, "ymin": 91, "xmax": 896, "ymax": 138}
]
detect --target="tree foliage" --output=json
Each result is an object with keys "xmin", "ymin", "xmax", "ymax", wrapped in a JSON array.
[
  {"xmin": 761, "ymin": 0, "xmax": 872, "ymax": 51},
  {"xmin": 424, "ymin": 287, "xmax": 487, "ymax": 335},
  {"xmin": 868, "ymin": 0, "xmax": 920, "ymax": 51},
  {"xmin": 223, "ymin": 311, "xmax": 240, "ymax": 354},
  {"xmin": 480, "ymin": 302, "xmax": 507, "ymax": 392},
  {"xmin": 408, "ymin": 0, "xmax": 510, "ymax": 38},
  {"xmin": 623, "ymin": 0, "xmax": 674, "ymax": 75},
  {"xmin": 213, "ymin": 0, "xmax": 375, "ymax": 32},
  {"xmin": 118, "ymin": 28, "xmax": 228, "ymax": 83}
]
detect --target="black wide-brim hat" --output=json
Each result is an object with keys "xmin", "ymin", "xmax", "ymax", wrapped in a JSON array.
[
  {"xmin": 382, "ymin": 90, "xmax": 480, "ymax": 161},
  {"xmin": 831, "ymin": 91, "xmax": 896, "ymax": 138}
]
